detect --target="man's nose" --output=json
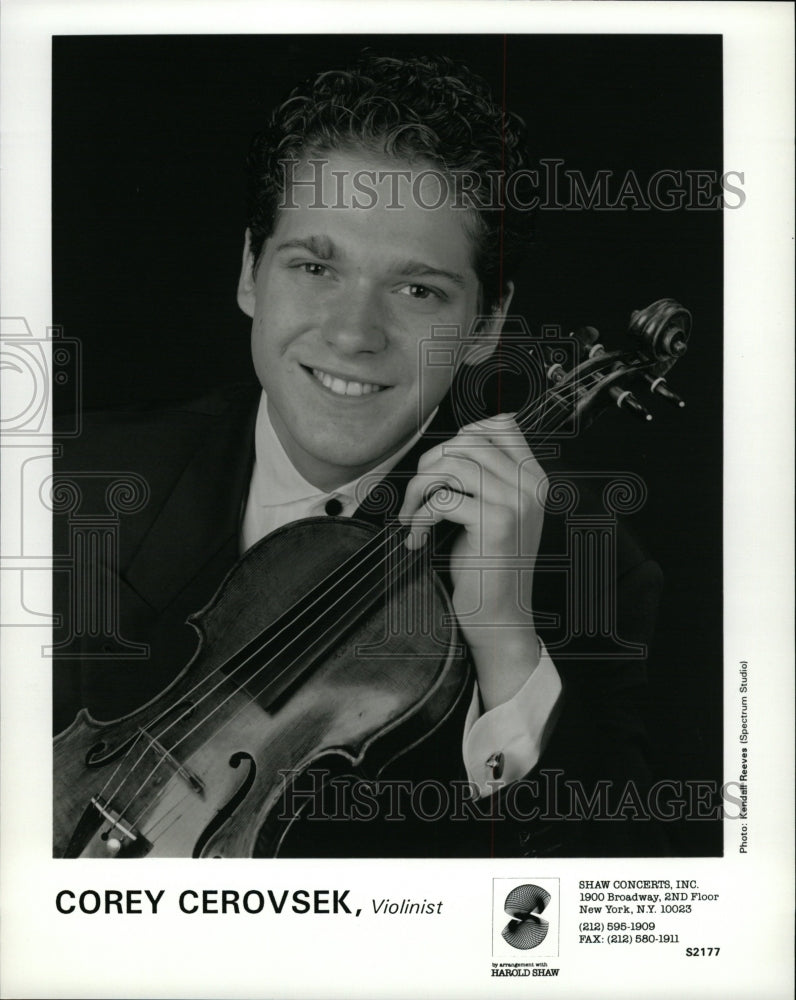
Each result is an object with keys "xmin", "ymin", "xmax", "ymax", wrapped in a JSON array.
[{"xmin": 322, "ymin": 282, "xmax": 387, "ymax": 354}]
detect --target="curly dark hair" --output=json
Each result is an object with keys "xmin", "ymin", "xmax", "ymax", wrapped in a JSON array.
[{"xmin": 246, "ymin": 52, "xmax": 534, "ymax": 312}]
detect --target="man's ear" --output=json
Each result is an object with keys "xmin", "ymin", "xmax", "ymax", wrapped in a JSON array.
[
  {"xmin": 461, "ymin": 281, "xmax": 515, "ymax": 367},
  {"xmin": 236, "ymin": 229, "xmax": 257, "ymax": 318}
]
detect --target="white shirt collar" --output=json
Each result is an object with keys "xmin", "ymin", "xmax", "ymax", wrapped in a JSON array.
[{"xmin": 241, "ymin": 390, "xmax": 436, "ymax": 551}]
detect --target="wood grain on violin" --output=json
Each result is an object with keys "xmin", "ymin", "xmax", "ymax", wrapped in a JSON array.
[{"xmin": 54, "ymin": 518, "xmax": 470, "ymax": 857}]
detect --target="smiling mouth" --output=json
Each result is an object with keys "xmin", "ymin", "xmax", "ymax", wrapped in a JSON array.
[{"xmin": 308, "ymin": 367, "xmax": 388, "ymax": 398}]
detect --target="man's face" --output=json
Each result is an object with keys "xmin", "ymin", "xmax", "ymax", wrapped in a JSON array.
[{"xmin": 238, "ymin": 149, "xmax": 499, "ymax": 491}]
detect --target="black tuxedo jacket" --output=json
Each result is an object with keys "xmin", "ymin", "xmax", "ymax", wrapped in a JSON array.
[{"xmin": 53, "ymin": 383, "xmax": 666, "ymax": 857}]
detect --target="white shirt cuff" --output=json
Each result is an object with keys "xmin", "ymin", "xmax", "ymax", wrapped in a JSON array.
[{"xmin": 462, "ymin": 641, "xmax": 562, "ymax": 799}]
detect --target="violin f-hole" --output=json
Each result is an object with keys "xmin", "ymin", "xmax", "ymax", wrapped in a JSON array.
[{"xmin": 192, "ymin": 751, "xmax": 257, "ymax": 858}]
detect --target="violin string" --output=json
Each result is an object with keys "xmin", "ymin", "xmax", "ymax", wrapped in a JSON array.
[
  {"xmin": 122, "ymin": 524, "xmax": 423, "ymax": 833},
  {"xmin": 102, "ymin": 509, "xmax": 448, "ymax": 837},
  {"xmin": 113, "ymin": 518, "xmax": 420, "ymax": 810},
  {"xmin": 119, "ymin": 378, "xmax": 582, "ymax": 833},
  {"xmin": 98, "ymin": 378, "xmax": 586, "ymax": 835},
  {"xmin": 96, "ymin": 376, "xmax": 588, "ymax": 836},
  {"xmin": 143, "ymin": 372, "xmax": 579, "ymax": 734},
  {"xmin": 93, "ymin": 373, "xmax": 586, "ymax": 836},
  {"xmin": 89, "ymin": 517, "xmax": 406, "ymax": 811},
  {"xmin": 134, "ymin": 532, "xmax": 431, "ymax": 843},
  {"xmin": 122, "ymin": 402, "xmax": 589, "ymax": 837},
  {"xmin": 132, "ymin": 362, "xmax": 580, "ymax": 754}
]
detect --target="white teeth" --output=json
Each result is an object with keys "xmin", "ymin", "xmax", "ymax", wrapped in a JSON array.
[{"xmin": 311, "ymin": 368, "xmax": 384, "ymax": 397}]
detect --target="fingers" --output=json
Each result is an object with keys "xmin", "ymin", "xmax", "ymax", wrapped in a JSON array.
[
  {"xmin": 456, "ymin": 414, "xmax": 548, "ymax": 502},
  {"xmin": 403, "ymin": 491, "xmax": 483, "ymax": 551},
  {"xmin": 398, "ymin": 414, "xmax": 548, "ymax": 551},
  {"xmin": 399, "ymin": 454, "xmax": 513, "ymax": 521}
]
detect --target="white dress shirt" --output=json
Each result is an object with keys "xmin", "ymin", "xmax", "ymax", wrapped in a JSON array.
[{"xmin": 241, "ymin": 391, "xmax": 562, "ymax": 798}]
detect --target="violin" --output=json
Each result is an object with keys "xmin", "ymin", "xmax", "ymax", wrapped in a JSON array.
[{"xmin": 53, "ymin": 298, "xmax": 691, "ymax": 858}]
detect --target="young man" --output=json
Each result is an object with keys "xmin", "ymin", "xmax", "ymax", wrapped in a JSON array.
[{"xmin": 53, "ymin": 54, "xmax": 664, "ymax": 857}]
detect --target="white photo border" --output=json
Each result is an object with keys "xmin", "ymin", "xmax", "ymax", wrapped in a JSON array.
[{"xmin": 1, "ymin": 3, "xmax": 793, "ymax": 998}]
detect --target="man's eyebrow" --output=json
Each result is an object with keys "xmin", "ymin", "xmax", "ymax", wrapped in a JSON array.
[
  {"xmin": 393, "ymin": 260, "xmax": 467, "ymax": 287},
  {"xmin": 273, "ymin": 240, "xmax": 468, "ymax": 287},
  {"xmin": 275, "ymin": 235, "xmax": 335, "ymax": 259}
]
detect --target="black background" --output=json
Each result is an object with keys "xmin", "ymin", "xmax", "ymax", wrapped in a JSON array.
[{"xmin": 53, "ymin": 34, "xmax": 723, "ymax": 854}]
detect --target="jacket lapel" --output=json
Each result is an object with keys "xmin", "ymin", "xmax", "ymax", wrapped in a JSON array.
[{"xmin": 125, "ymin": 386, "xmax": 259, "ymax": 613}]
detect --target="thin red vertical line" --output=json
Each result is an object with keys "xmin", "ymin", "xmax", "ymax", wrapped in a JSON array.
[
  {"xmin": 497, "ymin": 34, "xmax": 508, "ymax": 412},
  {"xmin": 499, "ymin": 34, "xmax": 507, "ymax": 314},
  {"xmin": 488, "ymin": 35, "xmax": 510, "ymax": 863}
]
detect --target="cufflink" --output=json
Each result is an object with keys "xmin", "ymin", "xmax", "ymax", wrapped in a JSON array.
[{"xmin": 486, "ymin": 751, "xmax": 504, "ymax": 779}]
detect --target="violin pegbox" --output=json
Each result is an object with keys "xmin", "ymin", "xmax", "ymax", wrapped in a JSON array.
[{"xmin": 537, "ymin": 298, "xmax": 692, "ymax": 432}]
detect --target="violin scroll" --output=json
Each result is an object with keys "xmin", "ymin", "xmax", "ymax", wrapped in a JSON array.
[
  {"xmin": 536, "ymin": 298, "xmax": 692, "ymax": 432},
  {"xmin": 628, "ymin": 298, "xmax": 691, "ymax": 363}
]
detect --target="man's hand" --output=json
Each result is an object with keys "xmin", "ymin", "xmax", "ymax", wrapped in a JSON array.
[{"xmin": 398, "ymin": 414, "xmax": 548, "ymax": 713}]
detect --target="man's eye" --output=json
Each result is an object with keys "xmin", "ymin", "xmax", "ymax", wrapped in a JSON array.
[
  {"xmin": 301, "ymin": 262, "xmax": 328, "ymax": 277},
  {"xmin": 399, "ymin": 284, "xmax": 437, "ymax": 300}
]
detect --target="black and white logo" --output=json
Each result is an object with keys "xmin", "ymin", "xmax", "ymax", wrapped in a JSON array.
[
  {"xmin": 492, "ymin": 878, "xmax": 559, "ymax": 958},
  {"xmin": 501, "ymin": 884, "xmax": 551, "ymax": 949}
]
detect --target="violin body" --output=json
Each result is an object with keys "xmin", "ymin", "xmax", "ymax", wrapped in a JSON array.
[{"xmin": 53, "ymin": 517, "xmax": 470, "ymax": 858}]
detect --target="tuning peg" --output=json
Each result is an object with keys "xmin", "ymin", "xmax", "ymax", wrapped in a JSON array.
[
  {"xmin": 645, "ymin": 375, "xmax": 685, "ymax": 407},
  {"xmin": 609, "ymin": 386, "xmax": 653, "ymax": 421},
  {"xmin": 569, "ymin": 326, "xmax": 602, "ymax": 356}
]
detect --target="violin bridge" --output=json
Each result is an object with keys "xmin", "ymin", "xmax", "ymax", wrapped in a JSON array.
[
  {"xmin": 137, "ymin": 726, "xmax": 205, "ymax": 795},
  {"xmin": 87, "ymin": 795, "xmax": 151, "ymax": 857},
  {"xmin": 90, "ymin": 795, "xmax": 139, "ymax": 843}
]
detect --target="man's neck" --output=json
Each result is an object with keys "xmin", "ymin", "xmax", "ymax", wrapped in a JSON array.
[{"xmin": 265, "ymin": 397, "xmax": 432, "ymax": 493}]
